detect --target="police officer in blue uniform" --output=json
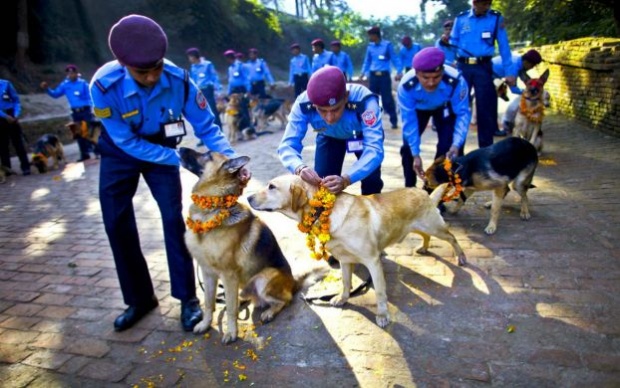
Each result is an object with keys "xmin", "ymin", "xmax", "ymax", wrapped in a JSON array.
[
  {"xmin": 186, "ymin": 47, "xmax": 222, "ymax": 130},
  {"xmin": 279, "ymin": 65, "xmax": 384, "ymax": 196},
  {"xmin": 224, "ymin": 50, "xmax": 250, "ymax": 94},
  {"xmin": 0, "ymin": 78, "xmax": 30, "ymax": 176},
  {"xmin": 288, "ymin": 43, "xmax": 311, "ymax": 97},
  {"xmin": 435, "ymin": 20, "xmax": 458, "ymax": 67},
  {"xmin": 398, "ymin": 47, "xmax": 471, "ymax": 187},
  {"xmin": 451, "ymin": 0, "xmax": 515, "ymax": 147},
  {"xmin": 329, "ymin": 40, "xmax": 354, "ymax": 81},
  {"xmin": 90, "ymin": 15, "xmax": 242, "ymax": 332},
  {"xmin": 399, "ymin": 36, "xmax": 422, "ymax": 73},
  {"xmin": 247, "ymin": 48, "xmax": 275, "ymax": 98},
  {"xmin": 41, "ymin": 64, "xmax": 99, "ymax": 161},
  {"xmin": 361, "ymin": 26, "xmax": 402, "ymax": 129},
  {"xmin": 310, "ymin": 39, "xmax": 336, "ymax": 74}
]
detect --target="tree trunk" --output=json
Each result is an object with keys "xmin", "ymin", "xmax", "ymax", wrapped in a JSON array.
[{"xmin": 15, "ymin": 0, "xmax": 29, "ymax": 71}]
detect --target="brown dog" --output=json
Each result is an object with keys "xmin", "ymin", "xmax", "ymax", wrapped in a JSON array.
[
  {"xmin": 514, "ymin": 69, "xmax": 549, "ymax": 154},
  {"xmin": 250, "ymin": 96, "xmax": 290, "ymax": 132},
  {"xmin": 31, "ymin": 134, "xmax": 65, "ymax": 174},
  {"xmin": 179, "ymin": 148, "xmax": 318, "ymax": 344},
  {"xmin": 248, "ymin": 175, "xmax": 466, "ymax": 328},
  {"xmin": 224, "ymin": 94, "xmax": 255, "ymax": 145}
]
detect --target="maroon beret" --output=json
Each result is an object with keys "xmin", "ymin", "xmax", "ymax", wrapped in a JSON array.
[
  {"xmin": 522, "ymin": 49, "xmax": 542, "ymax": 65},
  {"xmin": 249, "ymin": 48, "xmax": 258, "ymax": 53},
  {"xmin": 443, "ymin": 19, "xmax": 454, "ymax": 28},
  {"xmin": 223, "ymin": 49, "xmax": 236, "ymax": 57},
  {"xmin": 307, "ymin": 66, "xmax": 346, "ymax": 107},
  {"xmin": 290, "ymin": 43, "xmax": 301, "ymax": 50},
  {"xmin": 185, "ymin": 47, "xmax": 200, "ymax": 57},
  {"xmin": 330, "ymin": 40, "xmax": 341, "ymax": 47},
  {"xmin": 311, "ymin": 38, "xmax": 324, "ymax": 47},
  {"xmin": 402, "ymin": 36, "xmax": 412, "ymax": 46},
  {"xmin": 413, "ymin": 47, "xmax": 445, "ymax": 72},
  {"xmin": 108, "ymin": 15, "xmax": 168, "ymax": 69},
  {"xmin": 367, "ymin": 26, "xmax": 381, "ymax": 35},
  {"xmin": 65, "ymin": 64, "xmax": 78, "ymax": 72},
  {"xmin": 235, "ymin": 52, "xmax": 244, "ymax": 59}
]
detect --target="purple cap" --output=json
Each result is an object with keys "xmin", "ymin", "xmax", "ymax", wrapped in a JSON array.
[
  {"xmin": 185, "ymin": 47, "xmax": 200, "ymax": 57},
  {"xmin": 223, "ymin": 49, "xmax": 236, "ymax": 57},
  {"xmin": 401, "ymin": 36, "xmax": 412, "ymax": 45},
  {"xmin": 413, "ymin": 47, "xmax": 445, "ymax": 72},
  {"xmin": 367, "ymin": 26, "xmax": 381, "ymax": 35},
  {"xmin": 248, "ymin": 48, "xmax": 258, "ymax": 53},
  {"xmin": 443, "ymin": 19, "xmax": 454, "ymax": 28},
  {"xmin": 522, "ymin": 49, "xmax": 542, "ymax": 65},
  {"xmin": 311, "ymin": 38, "xmax": 324, "ymax": 48},
  {"xmin": 330, "ymin": 40, "xmax": 341, "ymax": 47},
  {"xmin": 235, "ymin": 52, "xmax": 244, "ymax": 59},
  {"xmin": 307, "ymin": 66, "xmax": 346, "ymax": 107},
  {"xmin": 65, "ymin": 64, "xmax": 78, "ymax": 72},
  {"xmin": 108, "ymin": 15, "xmax": 168, "ymax": 69},
  {"xmin": 290, "ymin": 43, "xmax": 301, "ymax": 50}
]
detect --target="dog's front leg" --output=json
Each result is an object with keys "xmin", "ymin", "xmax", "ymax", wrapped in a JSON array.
[
  {"xmin": 221, "ymin": 275, "xmax": 240, "ymax": 345},
  {"xmin": 366, "ymin": 259, "xmax": 390, "ymax": 328},
  {"xmin": 193, "ymin": 268, "xmax": 218, "ymax": 334},
  {"xmin": 330, "ymin": 262, "xmax": 352, "ymax": 307},
  {"xmin": 485, "ymin": 187, "xmax": 507, "ymax": 235}
]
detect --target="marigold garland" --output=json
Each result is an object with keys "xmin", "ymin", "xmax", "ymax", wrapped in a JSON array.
[
  {"xmin": 442, "ymin": 158, "xmax": 464, "ymax": 202},
  {"xmin": 297, "ymin": 186, "xmax": 336, "ymax": 261},
  {"xmin": 186, "ymin": 193, "xmax": 239, "ymax": 234},
  {"xmin": 32, "ymin": 152, "xmax": 48, "ymax": 165},
  {"xmin": 519, "ymin": 95, "xmax": 545, "ymax": 124}
]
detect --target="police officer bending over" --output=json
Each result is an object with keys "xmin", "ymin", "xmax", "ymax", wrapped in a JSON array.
[
  {"xmin": 90, "ymin": 15, "xmax": 245, "ymax": 332},
  {"xmin": 398, "ymin": 47, "xmax": 471, "ymax": 187}
]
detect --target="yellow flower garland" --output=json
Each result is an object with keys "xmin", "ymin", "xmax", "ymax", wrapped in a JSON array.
[
  {"xmin": 519, "ymin": 95, "xmax": 545, "ymax": 124},
  {"xmin": 186, "ymin": 194, "xmax": 239, "ymax": 234},
  {"xmin": 442, "ymin": 158, "xmax": 464, "ymax": 202},
  {"xmin": 297, "ymin": 186, "xmax": 336, "ymax": 261}
]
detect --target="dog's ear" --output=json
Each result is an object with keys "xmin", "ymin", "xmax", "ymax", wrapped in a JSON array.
[
  {"xmin": 290, "ymin": 183, "xmax": 307, "ymax": 213},
  {"xmin": 223, "ymin": 156, "xmax": 250, "ymax": 174},
  {"xmin": 539, "ymin": 69, "xmax": 550, "ymax": 85},
  {"xmin": 178, "ymin": 147, "xmax": 210, "ymax": 177}
]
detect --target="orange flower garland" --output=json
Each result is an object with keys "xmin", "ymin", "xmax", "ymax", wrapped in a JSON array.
[
  {"xmin": 519, "ymin": 95, "xmax": 545, "ymax": 124},
  {"xmin": 442, "ymin": 158, "xmax": 463, "ymax": 202},
  {"xmin": 186, "ymin": 194, "xmax": 239, "ymax": 234},
  {"xmin": 297, "ymin": 186, "xmax": 336, "ymax": 261},
  {"xmin": 32, "ymin": 152, "xmax": 48, "ymax": 165}
]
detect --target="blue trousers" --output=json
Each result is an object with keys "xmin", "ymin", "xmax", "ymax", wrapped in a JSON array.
[
  {"xmin": 293, "ymin": 74, "xmax": 309, "ymax": 97},
  {"xmin": 314, "ymin": 134, "xmax": 383, "ymax": 195},
  {"xmin": 98, "ymin": 133, "xmax": 196, "ymax": 305},
  {"xmin": 250, "ymin": 80, "xmax": 268, "ymax": 98},
  {"xmin": 458, "ymin": 61, "xmax": 498, "ymax": 148},
  {"xmin": 201, "ymin": 85, "xmax": 222, "ymax": 128},
  {"xmin": 400, "ymin": 107, "xmax": 463, "ymax": 188},
  {"xmin": 369, "ymin": 72, "xmax": 397, "ymax": 127}
]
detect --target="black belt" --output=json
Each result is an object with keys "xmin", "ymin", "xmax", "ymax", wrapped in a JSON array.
[
  {"xmin": 457, "ymin": 56, "xmax": 492, "ymax": 65},
  {"xmin": 72, "ymin": 106, "xmax": 90, "ymax": 113}
]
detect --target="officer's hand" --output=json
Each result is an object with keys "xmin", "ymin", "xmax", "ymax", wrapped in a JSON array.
[
  {"xmin": 504, "ymin": 76, "xmax": 516, "ymax": 86},
  {"xmin": 39, "ymin": 81, "xmax": 48, "ymax": 89},
  {"xmin": 298, "ymin": 167, "xmax": 322, "ymax": 186},
  {"xmin": 239, "ymin": 167, "xmax": 252, "ymax": 186},
  {"xmin": 446, "ymin": 146, "xmax": 459, "ymax": 160},
  {"xmin": 321, "ymin": 175, "xmax": 350, "ymax": 194},
  {"xmin": 413, "ymin": 156, "xmax": 425, "ymax": 179}
]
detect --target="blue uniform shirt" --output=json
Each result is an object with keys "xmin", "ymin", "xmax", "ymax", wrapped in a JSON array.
[
  {"xmin": 247, "ymin": 58, "xmax": 275, "ymax": 85},
  {"xmin": 398, "ymin": 65, "xmax": 471, "ymax": 156},
  {"xmin": 278, "ymin": 84, "xmax": 384, "ymax": 184},
  {"xmin": 311, "ymin": 51, "xmax": 336, "ymax": 74},
  {"xmin": 361, "ymin": 40, "xmax": 402, "ymax": 76},
  {"xmin": 90, "ymin": 60, "xmax": 235, "ymax": 166},
  {"xmin": 450, "ymin": 9, "xmax": 514, "ymax": 77},
  {"xmin": 399, "ymin": 44, "xmax": 422, "ymax": 70},
  {"xmin": 0, "ymin": 79, "xmax": 21, "ymax": 118},
  {"xmin": 289, "ymin": 53, "xmax": 311, "ymax": 84},
  {"xmin": 435, "ymin": 38, "xmax": 458, "ymax": 67},
  {"xmin": 332, "ymin": 51, "xmax": 354, "ymax": 80},
  {"xmin": 493, "ymin": 54, "xmax": 524, "ymax": 94},
  {"xmin": 189, "ymin": 57, "xmax": 221, "ymax": 91},
  {"xmin": 45, "ymin": 77, "xmax": 92, "ymax": 109},
  {"xmin": 227, "ymin": 59, "xmax": 250, "ymax": 94}
]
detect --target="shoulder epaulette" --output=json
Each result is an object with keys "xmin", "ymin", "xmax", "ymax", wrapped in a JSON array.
[
  {"xmin": 93, "ymin": 67, "xmax": 124, "ymax": 94},
  {"xmin": 163, "ymin": 63, "xmax": 186, "ymax": 80},
  {"xmin": 346, "ymin": 93, "xmax": 378, "ymax": 113},
  {"xmin": 402, "ymin": 76, "xmax": 419, "ymax": 91},
  {"xmin": 300, "ymin": 101, "xmax": 316, "ymax": 114},
  {"xmin": 457, "ymin": 9, "xmax": 469, "ymax": 17},
  {"xmin": 489, "ymin": 9, "xmax": 501, "ymax": 16}
]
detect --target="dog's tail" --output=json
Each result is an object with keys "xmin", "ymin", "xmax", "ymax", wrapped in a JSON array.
[
  {"xmin": 429, "ymin": 182, "xmax": 450, "ymax": 207},
  {"xmin": 293, "ymin": 266, "xmax": 329, "ymax": 294}
]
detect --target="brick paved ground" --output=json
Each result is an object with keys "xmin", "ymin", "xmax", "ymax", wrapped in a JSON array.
[{"xmin": 1, "ymin": 111, "xmax": 619, "ymax": 387}]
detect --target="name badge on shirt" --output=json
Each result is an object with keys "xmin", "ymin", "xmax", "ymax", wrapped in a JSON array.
[
  {"xmin": 346, "ymin": 139, "xmax": 363, "ymax": 153},
  {"xmin": 2, "ymin": 93, "xmax": 10, "ymax": 101},
  {"xmin": 233, "ymin": 71, "xmax": 240, "ymax": 77},
  {"xmin": 162, "ymin": 120, "xmax": 187, "ymax": 138},
  {"xmin": 74, "ymin": 91, "xmax": 80, "ymax": 96},
  {"xmin": 199, "ymin": 73, "xmax": 206, "ymax": 78},
  {"xmin": 256, "ymin": 67, "xmax": 262, "ymax": 72},
  {"xmin": 481, "ymin": 31, "xmax": 492, "ymax": 39},
  {"xmin": 378, "ymin": 55, "xmax": 386, "ymax": 60}
]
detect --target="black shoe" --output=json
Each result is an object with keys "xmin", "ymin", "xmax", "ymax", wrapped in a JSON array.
[
  {"xmin": 494, "ymin": 130, "xmax": 508, "ymax": 137},
  {"xmin": 391, "ymin": 124, "xmax": 399, "ymax": 130},
  {"xmin": 181, "ymin": 298, "xmax": 203, "ymax": 332},
  {"xmin": 22, "ymin": 170, "xmax": 31, "ymax": 176},
  {"xmin": 113, "ymin": 296, "xmax": 159, "ymax": 332},
  {"xmin": 327, "ymin": 255, "xmax": 340, "ymax": 269}
]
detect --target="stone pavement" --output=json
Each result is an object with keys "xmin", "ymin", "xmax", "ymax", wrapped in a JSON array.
[{"xmin": 1, "ymin": 112, "xmax": 619, "ymax": 387}]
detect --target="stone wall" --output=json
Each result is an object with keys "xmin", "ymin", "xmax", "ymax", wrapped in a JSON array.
[{"xmin": 530, "ymin": 37, "xmax": 620, "ymax": 135}]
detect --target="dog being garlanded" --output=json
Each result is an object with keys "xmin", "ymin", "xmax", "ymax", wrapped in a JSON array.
[
  {"xmin": 424, "ymin": 137, "xmax": 539, "ymax": 235},
  {"xmin": 180, "ymin": 148, "xmax": 318, "ymax": 344},
  {"xmin": 31, "ymin": 134, "xmax": 65, "ymax": 173},
  {"xmin": 248, "ymin": 175, "xmax": 466, "ymax": 328},
  {"xmin": 514, "ymin": 69, "xmax": 549, "ymax": 154}
]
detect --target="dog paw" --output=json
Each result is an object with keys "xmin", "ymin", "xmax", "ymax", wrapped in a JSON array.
[
  {"xmin": 415, "ymin": 245, "xmax": 429, "ymax": 254},
  {"xmin": 457, "ymin": 254, "xmax": 467, "ymax": 266},
  {"xmin": 192, "ymin": 319, "xmax": 211, "ymax": 334},
  {"xmin": 221, "ymin": 332, "xmax": 238, "ymax": 345},
  {"xmin": 484, "ymin": 224, "xmax": 497, "ymax": 235},
  {"xmin": 520, "ymin": 211, "xmax": 531, "ymax": 220},
  {"xmin": 484, "ymin": 201, "xmax": 492, "ymax": 209},
  {"xmin": 376, "ymin": 313, "xmax": 390, "ymax": 328},
  {"xmin": 330, "ymin": 294, "xmax": 349, "ymax": 307},
  {"xmin": 260, "ymin": 310, "xmax": 275, "ymax": 323}
]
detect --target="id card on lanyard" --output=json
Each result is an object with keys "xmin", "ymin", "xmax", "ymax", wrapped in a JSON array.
[
  {"xmin": 161, "ymin": 109, "xmax": 187, "ymax": 138},
  {"xmin": 346, "ymin": 130, "xmax": 363, "ymax": 153}
]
